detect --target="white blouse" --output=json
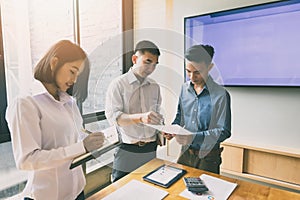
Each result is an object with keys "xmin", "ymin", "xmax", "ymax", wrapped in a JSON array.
[{"xmin": 6, "ymin": 87, "xmax": 87, "ymax": 200}]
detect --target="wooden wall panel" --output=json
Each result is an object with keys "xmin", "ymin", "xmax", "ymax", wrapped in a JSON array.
[
  {"xmin": 244, "ymin": 150, "xmax": 300, "ymax": 185},
  {"xmin": 221, "ymin": 142, "xmax": 300, "ymax": 190},
  {"xmin": 221, "ymin": 145, "xmax": 244, "ymax": 173}
]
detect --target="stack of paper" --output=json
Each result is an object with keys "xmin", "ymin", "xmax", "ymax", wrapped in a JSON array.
[
  {"xmin": 144, "ymin": 124, "xmax": 193, "ymax": 135},
  {"xmin": 103, "ymin": 180, "xmax": 168, "ymax": 200},
  {"xmin": 180, "ymin": 174, "xmax": 237, "ymax": 200}
]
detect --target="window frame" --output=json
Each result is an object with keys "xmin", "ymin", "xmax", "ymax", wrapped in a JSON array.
[
  {"xmin": 0, "ymin": 6, "xmax": 10, "ymax": 143},
  {"xmin": 0, "ymin": 0, "xmax": 134, "ymax": 144},
  {"xmin": 76, "ymin": 0, "xmax": 134, "ymax": 170}
]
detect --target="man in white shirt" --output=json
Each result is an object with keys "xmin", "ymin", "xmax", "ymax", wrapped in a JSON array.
[{"xmin": 105, "ymin": 40, "xmax": 164, "ymax": 182}]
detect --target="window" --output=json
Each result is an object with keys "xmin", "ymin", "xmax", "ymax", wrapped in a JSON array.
[
  {"xmin": 78, "ymin": 0, "xmax": 122, "ymax": 114},
  {"xmin": 0, "ymin": 0, "xmax": 131, "ymax": 198}
]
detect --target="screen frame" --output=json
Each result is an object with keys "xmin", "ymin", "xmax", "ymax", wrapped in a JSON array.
[{"xmin": 184, "ymin": 0, "xmax": 300, "ymax": 88}]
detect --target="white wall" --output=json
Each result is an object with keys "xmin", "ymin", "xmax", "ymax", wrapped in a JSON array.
[{"xmin": 133, "ymin": 0, "xmax": 300, "ymax": 151}]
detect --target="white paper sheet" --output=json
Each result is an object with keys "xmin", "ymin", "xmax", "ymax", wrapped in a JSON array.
[
  {"xmin": 99, "ymin": 125, "xmax": 120, "ymax": 147},
  {"xmin": 103, "ymin": 180, "xmax": 168, "ymax": 200},
  {"xmin": 72, "ymin": 126, "xmax": 120, "ymax": 165},
  {"xmin": 144, "ymin": 124, "xmax": 193, "ymax": 135},
  {"xmin": 180, "ymin": 174, "xmax": 237, "ymax": 200}
]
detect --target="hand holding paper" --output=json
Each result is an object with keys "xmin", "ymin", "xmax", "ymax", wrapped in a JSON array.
[
  {"xmin": 162, "ymin": 132, "xmax": 174, "ymax": 140},
  {"xmin": 145, "ymin": 124, "xmax": 194, "ymax": 144},
  {"xmin": 144, "ymin": 124, "xmax": 193, "ymax": 135},
  {"xmin": 175, "ymin": 134, "xmax": 194, "ymax": 145}
]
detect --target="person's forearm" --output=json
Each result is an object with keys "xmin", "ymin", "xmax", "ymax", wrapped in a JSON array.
[
  {"xmin": 193, "ymin": 127, "xmax": 230, "ymax": 145},
  {"xmin": 117, "ymin": 113, "xmax": 143, "ymax": 126}
]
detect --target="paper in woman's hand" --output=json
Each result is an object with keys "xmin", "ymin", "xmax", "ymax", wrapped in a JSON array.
[
  {"xmin": 70, "ymin": 126, "xmax": 121, "ymax": 169},
  {"xmin": 144, "ymin": 124, "xmax": 193, "ymax": 135}
]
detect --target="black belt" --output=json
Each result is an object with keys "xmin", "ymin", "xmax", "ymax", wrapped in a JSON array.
[
  {"xmin": 120, "ymin": 141, "xmax": 157, "ymax": 153},
  {"xmin": 121, "ymin": 141, "xmax": 156, "ymax": 147},
  {"xmin": 131, "ymin": 141, "xmax": 156, "ymax": 147}
]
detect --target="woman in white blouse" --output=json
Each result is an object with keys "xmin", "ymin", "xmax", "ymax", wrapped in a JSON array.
[{"xmin": 6, "ymin": 40, "xmax": 105, "ymax": 200}]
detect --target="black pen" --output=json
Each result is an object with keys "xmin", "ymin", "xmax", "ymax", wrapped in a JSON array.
[
  {"xmin": 81, "ymin": 128, "xmax": 92, "ymax": 134},
  {"xmin": 82, "ymin": 128, "xmax": 109, "ymax": 144}
]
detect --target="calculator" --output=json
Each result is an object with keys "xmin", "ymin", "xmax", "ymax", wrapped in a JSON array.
[
  {"xmin": 183, "ymin": 177, "xmax": 205, "ymax": 188},
  {"xmin": 183, "ymin": 177, "xmax": 209, "ymax": 194},
  {"xmin": 188, "ymin": 186, "xmax": 209, "ymax": 194}
]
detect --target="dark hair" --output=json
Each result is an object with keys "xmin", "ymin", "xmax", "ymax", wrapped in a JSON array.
[
  {"xmin": 185, "ymin": 44, "xmax": 214, "ymax": 65},
  {"xmin": 66, "ymin": 58, "xmax": 90, "ymax": 102},
  {"xmin": 34, "ymin": 40, "xmax": 90, "ymax": 102},
  {"xmin": 134, "ymin": 40, "xmax": 160, "ymax": 56}
]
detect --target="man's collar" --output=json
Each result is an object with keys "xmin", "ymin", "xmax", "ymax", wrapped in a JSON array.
[
  {"xmin": 188, "ymin": 76, "xmax": 214, "ymax": 92},
  {"xmin": 127, "ymin": 68, "xmax": 152, "ymax": 85}
]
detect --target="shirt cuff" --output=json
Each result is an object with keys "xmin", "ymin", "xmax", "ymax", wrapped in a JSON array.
[
  {"xmin": 65, "ymin": 141, "xmax": 86, "ymax": 159},
  {"xmin": 113, "ymin": 111, "xmax": 123, "ymax": 125}
]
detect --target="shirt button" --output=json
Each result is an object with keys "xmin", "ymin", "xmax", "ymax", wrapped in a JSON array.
[
  {"xmin": 192, "ymin": 121, "xmax": 195, "ymax": 123},
  {"xmin": 194, "ymin": 109, "xmax": 197, "ymax": 111}
]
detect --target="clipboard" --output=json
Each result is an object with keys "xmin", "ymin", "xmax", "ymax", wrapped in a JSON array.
[
  {"xmin": 143, "ymin": 164, "xmax": 186, "ymax": 188},
  {"xmin": 70, "ymin": 126, "xmax": 122, "ymax": 169}
]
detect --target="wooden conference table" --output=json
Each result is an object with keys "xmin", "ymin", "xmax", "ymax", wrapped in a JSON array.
[{"xmin": 87, "ymin": 158, "xmax": 300, "ymax": 200}]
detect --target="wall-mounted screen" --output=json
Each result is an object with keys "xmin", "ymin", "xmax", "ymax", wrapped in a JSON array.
[{"xmin": 184, "ymin": 0, "xmax": 300, "ymax": 87}]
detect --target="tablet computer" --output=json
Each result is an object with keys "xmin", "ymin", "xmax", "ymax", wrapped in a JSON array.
[{"xmin": 143, "ymin": 164, "xmax": 186, "ymax": 188}]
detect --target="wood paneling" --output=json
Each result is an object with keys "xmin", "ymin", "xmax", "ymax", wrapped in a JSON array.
[
  {"xmin": 244, "ymin": 150, "xmax": 300, "ymax": 185},
  {"xmin": 221, "ymin": 145, "xmax": 244, "ymax": 173},
  {"xmin": 221, "ymin": 141, "xmax": 300, "ymax": 191}
]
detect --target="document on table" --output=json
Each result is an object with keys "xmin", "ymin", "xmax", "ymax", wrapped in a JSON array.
[
  {"xmin": 103, "ymin": 180, "xmax": 168, "ymax": 200},
  {"xmin": 180, "ymin": 174, "xmax": 238, "ymax": 200},
  {"xmin": 144, "ymin": 124, "xmax": 193, "ymax": 135},
  {"xmin": 146, "ymin": 165, "xmax": 182, "ymax": 185},
  {"xmin": 143, "ymin": 165, "xmax": 186, "ymax": 188}
]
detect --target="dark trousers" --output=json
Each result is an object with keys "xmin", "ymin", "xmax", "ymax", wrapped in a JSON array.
[
  {"xmin": 177, "ymin": 148, "xmax": 223, "ymax": 174},
  {"xmin": 112, "ymin": 142, "xmax": 157, "ymax": 182},
  {"xmin": 75, "ymin": 191, "xmax": 85, "ymax": 200}
]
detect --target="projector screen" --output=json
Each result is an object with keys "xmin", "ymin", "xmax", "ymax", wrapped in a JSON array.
[{"xmin": 184, "ymin": 0, "xmax": 300, "ymax": 87}]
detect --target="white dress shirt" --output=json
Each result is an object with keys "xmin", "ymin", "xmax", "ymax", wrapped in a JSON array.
[
  {"xmin": 105, "ymin": 68, "xmax": 162, "ymax": 144},
  {"xmin": 6, "ymin": 85, "xmax": 87, "ymax": 200}
]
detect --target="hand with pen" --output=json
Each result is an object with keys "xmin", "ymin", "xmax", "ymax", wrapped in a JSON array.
[{"xmin": 82, "ymin": 129, "xmax": 106, "ymax": 153}]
